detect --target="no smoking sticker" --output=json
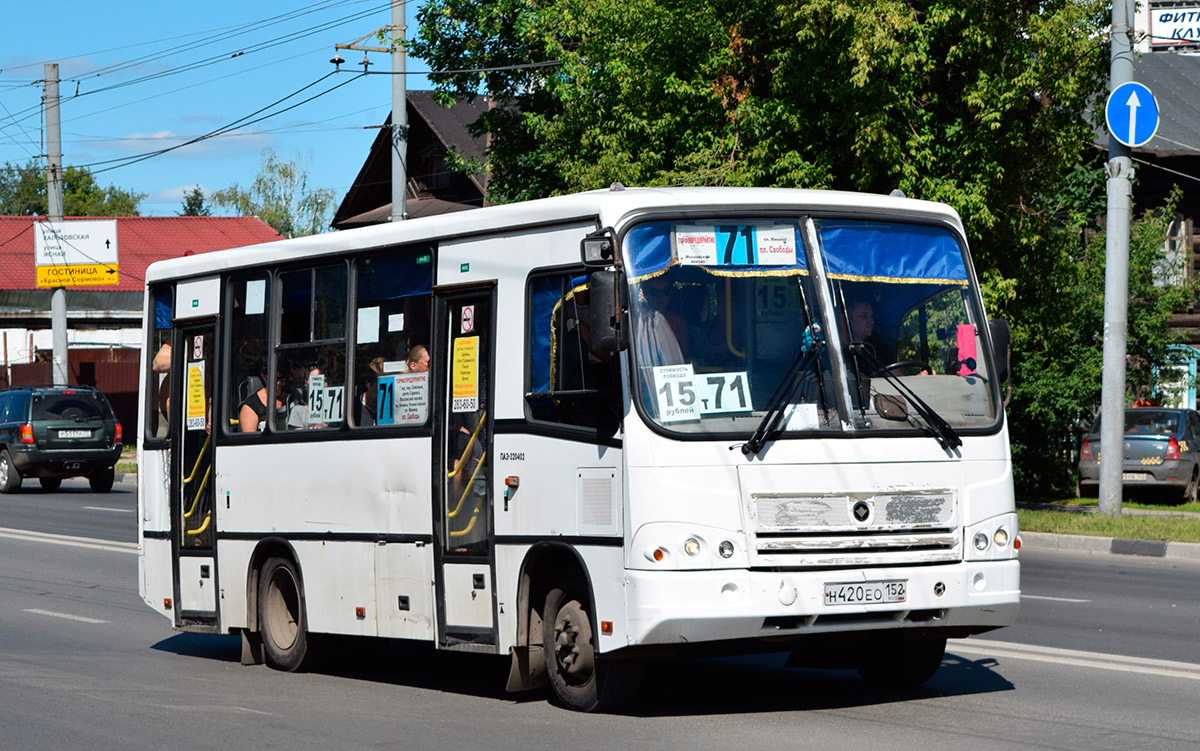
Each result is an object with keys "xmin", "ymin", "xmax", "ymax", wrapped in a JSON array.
[{"xmin": 461, "ymin": 305, "xmax": 475, "ymax": 334}]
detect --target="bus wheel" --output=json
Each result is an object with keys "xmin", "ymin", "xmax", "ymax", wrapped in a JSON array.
[
  {"xmin": 542, "ymin": 580, "xmax": 641, "ymax": 712},
  {"xmin": 856, "ymin": 634, "xmax": 946, "ymax": 688},
  {"xmin": 258, "ymin": 557, "xmax": 308, "ymax": 671}
]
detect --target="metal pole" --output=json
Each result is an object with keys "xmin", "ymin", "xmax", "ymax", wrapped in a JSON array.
[
  {"xmin": 390, "ymin": 3, "xmax": 408, "ymax": 222},
  {"xmin": 44, "ymin": 63, "xmax": 69, "ymax": 387},
  {"xmin": 1098, "ymin": 1, "xmax": 1135, "ymax": 516}
]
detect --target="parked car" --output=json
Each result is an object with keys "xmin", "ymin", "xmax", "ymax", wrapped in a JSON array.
[
  {"xmin": 1077, "ymin": 407, "xmax": 1200, "ymax": 503},
  {"xmin": 0, "ymin": 385, "xmax": 123, "ymax": 493}
]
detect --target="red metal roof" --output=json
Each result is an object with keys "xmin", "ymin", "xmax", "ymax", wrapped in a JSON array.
[{"xmin": 0, "ymin": 215, "xmax": 281, "ymax": 292}]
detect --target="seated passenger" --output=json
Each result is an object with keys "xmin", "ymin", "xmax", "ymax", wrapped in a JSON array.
[{"xmin": 239, "ymin": 374, "xmax": 284, "ymax": 432}]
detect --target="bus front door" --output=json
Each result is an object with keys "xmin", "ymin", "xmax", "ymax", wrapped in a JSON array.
[
  {"xmin": 172, "ymin": 323, "xmax": 218, "ymax": 626},
  {"xmin": 435, "ymin": 288, "xmax": 498, "ymax": 649}
]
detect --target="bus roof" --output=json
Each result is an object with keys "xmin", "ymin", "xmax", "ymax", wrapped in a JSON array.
[{"xmin": 143, "ymin": 186, "xmax": 965, "ymax": 285}]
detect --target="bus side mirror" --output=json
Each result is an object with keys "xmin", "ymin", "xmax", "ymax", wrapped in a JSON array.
[
  {"xmin": 580, "ymin": 227, "xmax": 617, "ymax": 267},
  {"xmin": 580, "ymin": 270, "xmax": 628, "ymax": 353},
  {"xmin": 988, "ymin": 318, "xmax": 1010, "ymax": 383}
]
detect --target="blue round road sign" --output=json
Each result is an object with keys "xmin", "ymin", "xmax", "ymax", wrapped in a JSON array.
[{"xmin": 1105, "ymin": 81, "xmax": 1160, "ymax": 148}]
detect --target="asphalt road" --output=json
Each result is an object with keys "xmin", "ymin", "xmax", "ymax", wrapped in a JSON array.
[{"xmin": 2, "ymin": 481, "xmax": 1199, "ymax": 750}]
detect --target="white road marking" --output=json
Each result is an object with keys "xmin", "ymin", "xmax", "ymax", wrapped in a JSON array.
[
  {"xmin": 83, "ymin": 506, "xmax": 134, "ymax": 513},
  {"xmin": 0, "ymin": 527, "xmax": 137, "ymax": 554},
  {"xmin": 24, "ymin": 608, "xmax": 107, "ymax": 624},
  {"xmin": 949, "ymin": 638, "xmax": 1200, "ymax": 681},
  {"xmin": 1022, "ymin": 594, "xmax": 1091, "ymax": 603}
]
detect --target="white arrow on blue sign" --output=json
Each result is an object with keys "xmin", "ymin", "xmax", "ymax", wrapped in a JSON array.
[{"xmin": 1105, "ymin": 81, "xmax": 1160, "ymax": 149}]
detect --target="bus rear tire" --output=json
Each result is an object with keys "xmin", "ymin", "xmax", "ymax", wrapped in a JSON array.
[
  {"xmin": 856, "ymin": 633, "xmax": 946, "ymax": 688},
  {"xmin": 259, "ymin": 557, "xmax": 308, "ymax": 672},
  {"xmin": 542, "ymin": 579, "xmax": 641, "ymax": 712}
]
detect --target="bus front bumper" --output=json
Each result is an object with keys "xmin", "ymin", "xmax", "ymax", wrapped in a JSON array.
[{"xmin": 621, "ymin": 559, "xmax": 1019, "ymax": 648}]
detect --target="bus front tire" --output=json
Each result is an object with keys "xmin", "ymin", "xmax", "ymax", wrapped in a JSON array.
[
  {"xmin": 542, "ymin": 580, "xmax": 641, "ymax": 712},
  {"xmin": 856, "ymin": 633, "xmax": 946, "ymax": 688},
  {"xmin": 258, "ymin": 557, "xmax": 308, "ymax": 672}
]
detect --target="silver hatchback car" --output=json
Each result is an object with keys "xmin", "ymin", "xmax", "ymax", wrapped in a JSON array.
[{"xmin": 1078, "ymin": 407, "xmax": 1200, "ymax": 503}]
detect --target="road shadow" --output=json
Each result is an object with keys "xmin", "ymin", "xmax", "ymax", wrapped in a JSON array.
[
  {"xmin": 151, "ymin": 632, "xmax": 242, "ymax": 663},
  {"xmin": 148, "ymin": 632, "xmax": 1013, "ymax": 715}
]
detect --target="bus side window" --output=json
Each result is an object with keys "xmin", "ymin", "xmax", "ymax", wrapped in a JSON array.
[
  {"xmin": 227, "ymin": 273, "xmax": 272, "ymax": 434},
  {"xmin": 146, "ymin": 284, "xmax": 174, "ymax": 440},
  {"xmin": 273, "ymin": 264, "xmax": 349, "ymax": 431},
  {"xmin": 351, "ymin": 248, "xmax": 433, "ymax": 428},
  {"xmin": 525, "ymin": 269, "xmax": 621, "ymax": 434}
]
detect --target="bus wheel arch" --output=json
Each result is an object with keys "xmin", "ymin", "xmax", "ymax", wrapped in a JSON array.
[
  {"xmin": 514, "ymin": 543, "xmax": 641, "ymax": 711},
  {"xmin": 506, "ymin": 544, "xmax": 590, "ymax": 693},
  {"xmin": 246, "ymin": 539, "xmax": 308, "ymax": 671}
]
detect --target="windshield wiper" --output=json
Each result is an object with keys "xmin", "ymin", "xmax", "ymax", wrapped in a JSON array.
[
  {"xmin": 740, "ymin": 324, "xmax": 825, "ymax": 456},
  {"xmin": 849, "ymin": 344, "xmax": 961, "ymax": 451}
]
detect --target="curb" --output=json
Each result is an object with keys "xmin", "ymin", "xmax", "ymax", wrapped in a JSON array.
[{"xmin": 1021, "ymin": 530, "xmax": 1200, "ymax": 561}]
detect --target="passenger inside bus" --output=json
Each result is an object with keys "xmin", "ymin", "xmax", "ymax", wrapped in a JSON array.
[
  {"xmin": 633, "ymin": 273, "xmax": 689, "ymax": 367},
  {"xmin": 239, "ymin": 372, "xmax": 285, "ymax": 432}
]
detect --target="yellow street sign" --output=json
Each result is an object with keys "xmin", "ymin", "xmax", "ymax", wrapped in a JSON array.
[{"xmin": 36, "ymin": 264, "xmax": 120, "ymax": 287}]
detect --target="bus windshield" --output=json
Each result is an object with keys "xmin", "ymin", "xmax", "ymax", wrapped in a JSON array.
[{"xmin": 624, "ymin": 217, "xmax": 1000, "ymax": 438}]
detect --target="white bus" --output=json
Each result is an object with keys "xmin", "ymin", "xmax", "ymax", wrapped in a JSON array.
[{"xmin": 138, "ymin": 186, "xmax": 1019, "ymax": 711}]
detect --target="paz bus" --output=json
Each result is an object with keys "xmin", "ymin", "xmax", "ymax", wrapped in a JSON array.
[{"xmin": 137, "ymin": 186, "xmax": 1019, "ymax": 711}]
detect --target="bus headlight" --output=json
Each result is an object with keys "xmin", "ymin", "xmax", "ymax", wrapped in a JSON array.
[
  {"xmin": 718, "ymin": 540, "xmax": 735, "ymax": 558},
  {"xmin": 993, "ymin": 528, "xmax": 1009, "ymax": 547},
  {"xmin": 973, "ymin": 532, "xmax": 990, "ymax": 551},
  {"xmin": 684, "ymin": 538, "xmax": 701, "ymax": 556}
]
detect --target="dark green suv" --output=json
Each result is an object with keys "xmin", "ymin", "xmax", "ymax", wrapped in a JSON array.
[{"xmin": 0, "ymin": 385, "xmax": 123, "ymax": 493}]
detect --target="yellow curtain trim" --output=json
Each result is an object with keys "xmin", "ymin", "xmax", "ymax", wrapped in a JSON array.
[
  {"xmin": 549, "ymin": 282, "xmax": 590, "ymax": 390},
  {"xmin": 828, "ymin": 272, "xmax": 968, "ymax": 286}
]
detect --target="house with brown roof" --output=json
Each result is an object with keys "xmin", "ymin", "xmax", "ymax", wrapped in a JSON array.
[{"xmin": 332, "ymin": 91, "xmax": 488, "ymax": 229}]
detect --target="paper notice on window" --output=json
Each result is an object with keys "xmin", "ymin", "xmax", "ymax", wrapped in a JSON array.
[
  {"xmin": 245, "ymin": 279, "xmax": 266, "ymax": 315},
  {"xmin": 782, "ymin": 403, "xmax": 820, "ymax": 431},
  {"xmin": 673, "ymin": 225, "xmax": 718, "ymax": 265},
  {"xmin": 357, "ymin": 306, "xmax": 380, "ymax": 344},
  {"xmin": 186, "ymin": 362, "xmax": 206, "ymax": 431},
  {"xmin": 395, "ymin": 372, "xmax": 429, "ymax": 424},
  {"xmin": 652, "ymin": 364, "xmax": 702, "ymax": 422},
  {"xmin": 388, "ymin": 313, "xmax": 405, "ymax": 332},
  {"xmin": 451, "ymin": 336, "xmax": 479, "ymax": 413},
  {"xmin": 755, "ymin": 225, "xmax": 797, "ymax": 266}
]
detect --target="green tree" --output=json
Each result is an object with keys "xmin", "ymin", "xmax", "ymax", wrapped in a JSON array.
[
  {"xmin": 0, "ymin": 160, "xmax": 144, "ymax": 216},
  {"xmin": 211, "ymin": 149, "xmax": 335, "ymax": 237},
  {"xmin": 411, "ymin": 0, "xmax": 1195, "ymax": 495},
  {"xmin": 178, "ymin": 185, "xmax": 212, "ymax": 216}
]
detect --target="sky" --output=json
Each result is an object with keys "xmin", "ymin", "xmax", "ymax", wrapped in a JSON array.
[{"xmin": 0, "ymin": 0, "xmax": 431, "ymax": 219}]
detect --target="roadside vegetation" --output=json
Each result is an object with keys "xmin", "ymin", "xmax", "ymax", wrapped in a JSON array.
[
  {"xmin": 1019, "ymin": 508, "xmax": 1200, "ymax": 544},
  {"xmin": 116, "ymin": 446, "xmax": 137, "ymax": 475}
]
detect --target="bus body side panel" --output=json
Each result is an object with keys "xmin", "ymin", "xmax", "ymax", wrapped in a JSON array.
[
  {"xmin": 140, "ymin": 537, "xmax": 175, "ymax": 622},
  {"xmin": 492, "ymin": 431, "xmax": 624, "ymax": 651},
  {"xmin": 214, "ymin": 439, "xmax": 434, "ymax": 637},
  {"xmin": 138, "ymin": 447, "xmax": 173, "ymax": 620}
]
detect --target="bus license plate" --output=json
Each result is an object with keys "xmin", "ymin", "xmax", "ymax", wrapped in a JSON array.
[
  {"xmin": 823, "ymin": 580, "xmax": 907, "ymax": 606},
  {"xmin": 58, "ymin": 429, "xmax": 90, "ymax": 438}
]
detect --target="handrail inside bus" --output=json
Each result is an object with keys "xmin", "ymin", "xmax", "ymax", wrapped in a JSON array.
[
  {"xmin": 182, "ymin": 434, "xmax": 211, "ymax": 485},
  {"xmin": 182, "ymin": 465, "xmax": 212, "ymax": 520},
  {"xmin": 186, "ymin": 512, "xmax": 211, "ymax": 537},
  {"xmin": 446, "ymin": 411, "xmax": 486, "ymax": 479},
  {"xmin": 448, "ymin": 511, "xmax": 478, "ymax": 538},
  {"xmin": 725, "ymin": 279, "xmax": 746, "ymax": 359},
  {"xmin": 448, "ymin": 449, "xmax": 487, "ymax": 519}
]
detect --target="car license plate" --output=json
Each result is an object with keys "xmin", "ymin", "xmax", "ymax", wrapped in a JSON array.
[
  {"xmin": 1122, "ymin": 472, "xmax": 1146, "ymax": 481},
  {"xmin": 58, "ymin": 429, "xmax": 90, "ymax": 438},
  {"xmin": 824, "ymin": 580, "xmax": 906, "ymax": 606}
]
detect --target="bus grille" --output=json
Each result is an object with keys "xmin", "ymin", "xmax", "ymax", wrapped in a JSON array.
[{"xmin": 749, "ymin": 490, "xmax": 961, "ymax": 567}]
